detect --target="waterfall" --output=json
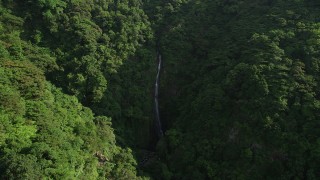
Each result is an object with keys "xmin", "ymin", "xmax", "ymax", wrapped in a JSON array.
[{"xmin": 154, "ymin": 53, "xmax": 164, "ymax": 138}]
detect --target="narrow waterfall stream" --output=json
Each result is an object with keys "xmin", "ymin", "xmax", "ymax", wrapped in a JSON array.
[
  {"xmin": 138, "ymin": 52, "xmax": 164, "ymax": 167},
  {"xmin": 154, "ymin": 52, "xmax": 164, "ymax": 138}
]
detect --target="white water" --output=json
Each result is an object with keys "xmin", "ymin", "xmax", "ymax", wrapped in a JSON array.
[{"xmin": 154, "ymin": 53, "xmax": 163, "ymax": 137}]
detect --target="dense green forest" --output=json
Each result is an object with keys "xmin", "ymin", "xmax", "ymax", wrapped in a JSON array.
[{"xmin": 1, "ymin": 0, "xmax": 320, "ymax": 179}]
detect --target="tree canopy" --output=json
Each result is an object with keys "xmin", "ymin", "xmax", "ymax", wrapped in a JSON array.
[{"xmin": 2, "ymin": 0, "xmax": 320, "ymax": 179}]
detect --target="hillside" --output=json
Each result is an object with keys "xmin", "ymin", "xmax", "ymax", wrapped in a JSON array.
[{"xmin": 1, "ymin": 0, "xmax": 320, "ymax": 179}]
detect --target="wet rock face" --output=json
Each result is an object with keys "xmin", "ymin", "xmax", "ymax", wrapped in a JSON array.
[{"xmin": 154, "ymin": 53, "xmax": 163, "ymax": 138}]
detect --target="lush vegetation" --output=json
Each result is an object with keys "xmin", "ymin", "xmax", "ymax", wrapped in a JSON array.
[
  {"xmin": 0, "ymin": 0, "xmax": 149, "ymax": 179},
  {"xmin": 146, "ymin": 0, "xmax": 320, "ymax": 179},
  {"xmin": 1, "ymin": 0, "xmax": 320, "ymax": 179}
]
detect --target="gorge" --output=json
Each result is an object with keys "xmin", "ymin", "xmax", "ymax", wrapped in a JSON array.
[{"xmin": 1, "ymin": 0, "xmax": 320, "ymax": 179}]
